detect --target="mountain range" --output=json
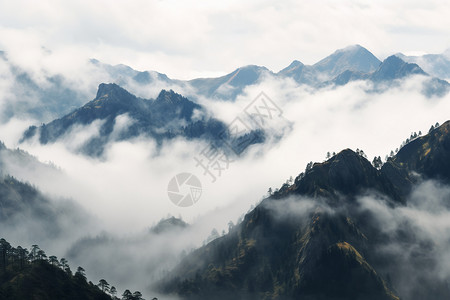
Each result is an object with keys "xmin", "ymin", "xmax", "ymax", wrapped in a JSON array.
[
  {"xmin": 98, "ymin": 45, "xmax": 449, "ymax": 100},
  {"xmin": 157, "ymin": 121, "xmax": 450, "ymax": 300},
  {"xmin": 18, "ymin": 45, "xmax": 450, "ymax": 157},
  {"xmin": 2, "ymin": 45, "xmax": 449, "ymax": 124}
]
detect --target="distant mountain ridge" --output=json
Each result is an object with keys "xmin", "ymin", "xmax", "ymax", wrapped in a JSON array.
[
  {"xmin": 397, "ymin": 51, "xmax": 450, "ymax": 80},
  {"xmin": 94, "ymin": 44, "xmax": 449, "ymax": 99},
  {"xmin": 1, "ymin": 45, "xmax": 449, "ymax": 124}
]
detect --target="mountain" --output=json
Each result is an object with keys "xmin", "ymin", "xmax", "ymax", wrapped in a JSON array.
[
  {"xmin": 397, "ymin": 52, "xmax": 450, "ymax": 80},
  {"xmin": 89, "ymin": 58, "xmax": 177, "ymax": 86},
  {"xmin": 150, "ymin": 217, "xmax": 189, "ymax": 234},
  {"xmin": 331, "ymin": 55, "xmax": 426, "ymax": 85},
  {"xmin": 313, "ymin": 44, "xmax": 381, "ymax": 78},
  {"xmin": 2, "ymin": 45, "xmax": 448, "ymax": 121},
  {"xmin": 278, "ymin": 45, "xmax": 381, "ymax": 86},
  {"xmin": 0, "ymin": 173, "xmax": 93, "ymax": 247},
  {"xmin": 0, "ymin": 238, "xmax": 112, "ymax": 300},
  {"xmin": 189, "ymin": 65, "xmax": 272, "ymax": 100},
  {"xmin": 21, "ymin": 83, "xmax": 263, "ymax": 156},
  {"xmin": 88, "ymin": 47, "xmax": 449, "ymax": 99},
  {"xmin": 0, "ymin": 141, "xmax": 60, "ymax": 181},
  {"xmin": 0, "ymin": 53, "xmax": 88, "ymax": 122},
  {"xmin": 329, "ymin": 55, "xmax": 450, "ymax": 96},
  {"xmin": 158, "ymin": 121, "xmax": 450, "ymax": 300},
  {"xmin": 277, "ymin": 60, "xmax": 318, "ymax": 86},
  {"xmin": 370, "ymin": 55, "xmax": 426, "ymax": 82}
]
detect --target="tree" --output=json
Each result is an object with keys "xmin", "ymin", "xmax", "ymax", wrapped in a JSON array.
[
  {"xmin": 48, "ymin": 255, "xmax": 59, "ymax": 266},
  {"xmin": 326, "ymin": 152, "xmax": 331, "ymax": 159},
  {"xmin": 132, "ymin": 291, "xmax": 144, "ymax": 299},
  {"xmin": 122, "ymin": 289, "xmax": 133, "ymax": 300},
  {"xmin": 30, "ymin": 244, "xmax": 40, "ymax": 262},
  {"xmin": 305, "ymin": 161, "xmax": 313, "ymax": 172},
  {"xmin": 75, "ymin": 266, "xmax": 87, "ymax": 281},
  {"xmin": 206, "ymin": 228, "xmax": 220, "ymax": 243},
  {"xmin": 110, "ymin": 286, "xmax": 117, "ymax": 297},
  {"xmin": 60, "ymin": 258, "xmax": 68, "ymax": 270},
  {"xmin": 372, "ymin": 156, "xmax": 380, "ymax": 169},
  {"xmin": 267, "ymin": 187, "xmax": 273, "ymax": 196},
  {"xmin": 372, "ymin": 156, "xmax": 382, "ymax": 169},
  {"xmin": 228, "ymin": 221, "xmax": 235, "ymax": 233},
  {"xmin": 37, "ymin": 249, "xmax": 47, "ymax": 260},
  {"xmin": 98, "ymin": 279, "xmax": 110, "ymax": 293},
  {"xmin": 0, "ymin": 238, "xmax": 11, "ymax": 271},
  {"xmin": 16, "ymin": 246, "xmax": 28, "ymax": 269},
  {"xmin": 65, "ymin": 265, "xmax": 73, "ymax": 276}
]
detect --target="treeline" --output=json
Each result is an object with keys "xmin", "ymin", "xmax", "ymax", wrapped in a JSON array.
[
  {"xmin": 265, "ymin": 121, "xmax": 442, "ymax": 197},
  {"xmin": 0, "ymin": 238, "xmax": 156, "ymax": 300}
]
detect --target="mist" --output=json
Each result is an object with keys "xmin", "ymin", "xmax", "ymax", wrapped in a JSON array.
[{"xmin": 0, "ymin": 71, "xmax": 449, "ymax": 297}]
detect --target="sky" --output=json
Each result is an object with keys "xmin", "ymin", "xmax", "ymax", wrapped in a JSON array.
[{"xmin": 1, "ymin": 0, "xmax": 450, "ymax": 79}]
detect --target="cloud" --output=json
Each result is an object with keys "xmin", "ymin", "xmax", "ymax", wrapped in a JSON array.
[
  {"xmin": 0, "ymin": 72, "xmax": 449, "ymax": 298},
  {"xmin": 1, "ymin": 0, "xmax": 450, "ymax": 79},
  {"xmin": 356, "ymin": 180, "xmax": 450, "ymax": 299},
  {"xmin": 7, "ymin": 74, "xmax": 450, "ymax": 233}
]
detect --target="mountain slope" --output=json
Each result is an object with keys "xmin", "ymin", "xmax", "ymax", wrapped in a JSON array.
[
  {"xmin": 0, "ymin": 238, "xmax": 111, "ymax": 300},
  {"xmin": 159, "ymin": 121, "xmax": 450, "ymax": 300},
  {"xmin": 396, "ymin": 52, "xmax": 450, "ymax": 80},
  {"xmin": 328, "ymin": 55, "xmax": 450, "ymax": 96},
  {"xmin": 189, "ymin": 65, "xmax": 272, "ymax": 100},
  {"xmin": 0, "ymin": 260, "xmax": 111, "ymax": 300},
  {"xmin": 0, "ymin": 53, "xmax": 88, "ymax": 122}
]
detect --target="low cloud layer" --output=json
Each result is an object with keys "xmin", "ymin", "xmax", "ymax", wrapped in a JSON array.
[
  {"xmin": 3, "ymin": 74, "xmax": 450, "ymax": 233},
  {"xmin": 0, "ymin": 73, "xmax": 449, "ymax": 298}
]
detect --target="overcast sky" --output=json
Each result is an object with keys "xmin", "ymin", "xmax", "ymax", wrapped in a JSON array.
[{"xmin": 1, "ymin": 0, "xmax": 450, "ymax": 79}]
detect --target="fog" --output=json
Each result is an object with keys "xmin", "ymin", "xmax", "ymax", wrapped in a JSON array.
[
  {"xmin": 0, "ymin": 72, "xmax": 450, "ymax": 297},
  {"xmin": 260, "ymin": 179, "xmax": 450, "ymax": 299},
  {"xmin": 356, "ymin": 180, "xmax": 450, "ymax": 299}
]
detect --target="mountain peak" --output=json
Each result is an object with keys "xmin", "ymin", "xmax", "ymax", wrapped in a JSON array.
[
  {"xmin": 95, "ymin": 83, "xmax": 135, "ymax": 101},
  {"xmin": 336, "ymin": 44, "xmax": 366, "ymax": 53},
  {"xmin": 279, "ymin": 60, "xmax": 304, "ymax": 73},
  {"xmin": 382, "ymin": 55, "xmax": 405, "ymax": 66},
  {"xmin": 292, "ymin": 148, "xmax": 384, "ymax": 199},
  {"xmin": 314, "ymin": 45, "xmax": 381, "ymax": 78},
  {"xmin": 150, "ymin": 216, "xmax": 188, "ymax": 234},
  {"xmin": 371, "ymin": 55, "xmax": 427, "ymax": 81},
  {"xmin": 156, "ymin": 89, "xmax": 188, "ymax": 103}
]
